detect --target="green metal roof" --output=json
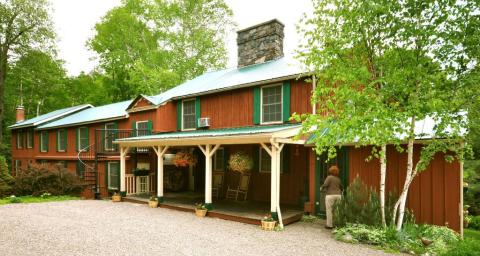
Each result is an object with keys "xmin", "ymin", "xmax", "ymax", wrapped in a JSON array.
[
  {"xmin": 8, "ymin": 104, "xmax": 92, "ymax": 129},
  {"xmin": 117, "ymin": 124, "xmax": 301, "ymax": 142}
]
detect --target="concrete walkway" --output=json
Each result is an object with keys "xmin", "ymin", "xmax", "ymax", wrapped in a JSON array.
[{"xmin": 0, "ymin": 200, "xmax": 391, "ymax": 256}]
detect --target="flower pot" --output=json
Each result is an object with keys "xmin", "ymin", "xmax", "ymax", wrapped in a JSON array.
[
  {"xmin": 112, "ymin": 194, "xmax": 122, "ymax": 202},
  {"xmin": 261, "ymin": 220, "xmax": 276, "ymax": 231},
  {"xmin": 149, "ymin": 200, "xmax": 159, "ymax": 208},
  {"xmin": 195, "ymin": 208, "xmax": 208, "ymax": 217}
]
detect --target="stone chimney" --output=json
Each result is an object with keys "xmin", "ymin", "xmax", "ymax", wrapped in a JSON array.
[
  {"xmin": 16, "ymin": 105, "xmax": 25, "ymax": 123},
  {"xmin": 237, "ymin": 19, "xmax": 284, "ymax": 68}
]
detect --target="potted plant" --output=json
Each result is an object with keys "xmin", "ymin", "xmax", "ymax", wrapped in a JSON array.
[
  {"xmin": 195, "ymin": 203, "xmax": 208, "ymax": 217},
  {"xmin": 228, "ymin": 151, "xmax": 253, "ymax": 174},
  {"xmin": 174, "ymin": 150, "xmax": 198, "ymax": 168},
  {"xmin": 149, "ymin": 196, "xmax": 159, "ymax": 208},
  {"xmin": 111, "ymin": 191, "xmax": 122, "ymax": 202},
  {"xmin": 261, "ymin": 214, "xmax": 276, "ymax": 231}
]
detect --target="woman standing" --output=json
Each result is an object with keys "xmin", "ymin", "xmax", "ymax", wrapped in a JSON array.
[{"xmin": 320, "ymin": 165, "xmax": 342, "ymax": 229}]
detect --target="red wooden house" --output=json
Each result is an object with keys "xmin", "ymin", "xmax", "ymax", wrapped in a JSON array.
[{"xmin": 9, "ymin": 19, "xmax": 463, "ymax": 232}]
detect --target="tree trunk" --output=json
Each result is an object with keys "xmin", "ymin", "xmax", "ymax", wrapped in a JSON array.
[
  {"xmin": 380, "ymin": 144, "xmax": 387, "ymax": 227},
  {"xmin": 395, "ymin": 137, "xmax": 414, "ymax": 230},
  {"xmin": 0, "ymin": 52, "xmax": 7, "ymax": 143}
]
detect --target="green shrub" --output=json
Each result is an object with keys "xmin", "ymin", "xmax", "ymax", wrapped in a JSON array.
[
  {"xmin": 8, "ymin": 195, "xmax": 22, "ymax": 203},
  {"xmin": 469, "ymin": 215, "xmax": 480, "ymax": 230},
  {"xmin": 333, "ymin": 177, "xmax": 413, "ymax": 228},
  {"xmin": 13, "ymin": 163, "xmax": 82, "ymax": 196},
  {"xmin": 464, "ymin": 160, "xmax": 480, "ymax": 215},
  {"xmin": 442, "ymin": 238, "xmax": 480, "ymax": 256},
  {"xmin": 0, "ymin": 155, "xmax": 14, "ymax": 197},
  {"xmin": 334, "ymin": 223, "xmax": 460, "ymax": 255}
]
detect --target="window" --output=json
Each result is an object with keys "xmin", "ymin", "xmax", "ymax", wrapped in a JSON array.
[
  {"xmin": 261, "ymin": 85, "xmax": 283, "ymax": 123},
  {"xmin": 78, "ymin": 127, "xmax": 89, "ymax": 151},
  {"xmin": 40, "ymin": 131, "xmax": 49, "ymax": 152},
  {"xmin": 57, "ymin": 129, "xmax": 66, "ymax": 152},
  {"xmin": 259, "ymin": 147, "xmax": 284, "ymax": 173},
  {"xmin": 26, "ymin": 130, "xmax": 33, "ymax": 148},
  {"xmin": 182, "ymin": 99, "xmax": 196, "ymax": 130},
  {"xmin": 14, "ymin": 160, "xmax": 21, "ymax": 173},
  {"xmin": 76, "ymin": 162, "xmax": 85, "ymax": 178},
  {"xmin": 136, "ymin": 121, "xmax": 149, "ymax": 136},
  {"xmin": 104, "ymin": 123, "xmax": 116, "ymax": 151},
  {"xmin": 214, "ymin": 148, "xmax": 225, "ymax": 171},
  {"xmin": 16, "ymin": 131, "xmax": 24, "ymax": 149},
  {"xmin": 107, "ymin": 162, "xmax": 120, "ymax": 190}
]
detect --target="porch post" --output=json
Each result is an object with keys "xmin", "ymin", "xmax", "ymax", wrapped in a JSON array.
[
  {"xmin": 120, "ymin": 146, "xmax": 128, "ymax": 197},
  {"xmin": 270, "ymin": 145, "xmax": 278, "ymax": 217},
  {"xmin": 153, "ymin": 146, "xmax": 169, "ymax": 203},
  {"xmin": 198, "ymin": 144, "xmax": 220, "ymax": 210}
]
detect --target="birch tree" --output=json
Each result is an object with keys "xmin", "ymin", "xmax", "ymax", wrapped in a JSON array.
[{"xmin": 297, "ymin": 0, "xmax": 478, "ymax": 230}]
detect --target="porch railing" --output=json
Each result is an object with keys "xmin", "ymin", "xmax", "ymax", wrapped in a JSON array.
[{"xmin": 125, "ymin": 173, "xmax": 155, "ymax": 196}]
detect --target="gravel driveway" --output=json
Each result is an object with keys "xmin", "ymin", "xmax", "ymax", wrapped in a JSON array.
[{"xmin": 0, "ymin": 200, "xmax": 391, "ymax": 256}]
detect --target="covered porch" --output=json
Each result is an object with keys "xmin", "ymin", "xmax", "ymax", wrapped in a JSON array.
[
  {"xmin": 115, "ymin": 124, "xmax": 307, "ymax": 228},
  {"xmin": 124, "ymin": 191, "xmax": 303, "ymax": 225}
]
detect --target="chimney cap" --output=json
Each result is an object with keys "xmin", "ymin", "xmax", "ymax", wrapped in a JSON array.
[{"xmin": 237, "ymin": 19, "xmax": 285, "ymax": 34}]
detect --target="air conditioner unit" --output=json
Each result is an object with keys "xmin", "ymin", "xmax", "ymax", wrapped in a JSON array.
[{"xmin": 198, "ymin": 117, "xmax": 210, "ymax": 128}]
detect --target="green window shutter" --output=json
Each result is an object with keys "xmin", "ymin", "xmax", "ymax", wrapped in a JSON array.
[
  {"xmin": 39, "ymin": 132, "xmax": 42, "ymax": 152},
  {"xmin": 56, "ymin": 131, "xmax": 60, "ymax": 152},
  {"xmin": 282, "ymin": 145, "xmax": 290, "ymax": 174},
  {"xmin": 105, "ymin": 162, "xmax": 109, "ymax": 190},
  {"xmin": 116, "ymin": 162, "xmax": 121, "ymax": 191},
  {"xmin": 147, "ymin": 120, "xmax": 153, "ymax": 135},
  {"xmin": 63, "ymin": 129, "xmax": 67, "ymax": 151},
  {"xmin": 85, "ymin": 128, "xmax": 90, "ymax": 152},
  {"xmin": 252, "ymin": 146, "xmax": 260, "ymax": 172},
  {"xmin": 176, "ymin": 101, "xmax": 182, "ymax": 131},
  {"xmin": 195, "ymin": 98, "xmax": 201, "ymax": 128},
  {"xmin": 131, "ymin": 121, "xmax": 137, "ymax": 137},
  {"xmin": 253, "ymin": 87, "xmax": 261, "ymax": 124},
  {"xmin": 113, "ymin": 123, "xmax": 119, "ymax": 151},
  {"xmin": 223, "ymin": 148, "xmax": 229, "ymax": 172},
  {"xmin": 46, "ymin": 132, "xmax": 49, "ymax": 152},
  {"xmin": 75, "ymin": 128, "xmax": 79, "ymax": 152},
  {"xmin": 282, "ymin": 81, "xmax": 291, "ymax": 122}
]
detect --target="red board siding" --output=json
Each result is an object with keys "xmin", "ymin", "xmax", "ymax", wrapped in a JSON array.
[
  {"xmin": 290, "ymin": 79, "xmax": 313, "ymax": 116},
  {"xmin": 348, "ymin": 145, "xmax": 461, "ymax": 232}
]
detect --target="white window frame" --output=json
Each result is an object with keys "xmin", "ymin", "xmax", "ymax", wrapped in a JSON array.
[
  {"xmin": 16, "ymin": 131, "xmax": 24, "ymax": 149},
  {"xmin": 136, "ymin": 120, "xmax": 149, "ymax": 136},
  {"xmin": 259, "ymin": 146, "xmax": 284, "ymax": 174},
  {"xmin": 40, "ymin": 131, "xmax": 48, "ymax": 152},
  {"xmin": 182, "ymin": 99, "xmax": 196, "ymax": 131},
  {"xmin": 78, "ymin": 127, "xmax": 89, "ymax": 152},
  {"xmin": 14, "ymin": 160, "xmax": 21, "ymax": 173},
  {"xmin": 260, "ymin": 84, "xmax": 283, "ymax": 125},
  {"xmin": 107, "ymin": 162, "xmax": 120, "ymax": 190},
  {"xmin": 104, "ymin": 123, "xmax": 116, "ymax": 151},
  {"xmin": 214, "ymin": 147, "xmax": 225, "ymax": 171},
  {"xmin": 26, "ymin": 130, "xmax": 33, "ymax": 149},
  {"xmin": 57, "ymin": 129, "xmax": 66, "ymax": 152}
]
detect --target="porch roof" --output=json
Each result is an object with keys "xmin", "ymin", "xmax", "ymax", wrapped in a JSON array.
[{"xmin": 115, "ymin": 124, "xmax": 303, "ymax": 147}]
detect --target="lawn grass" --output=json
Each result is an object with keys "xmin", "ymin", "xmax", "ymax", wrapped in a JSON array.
[
  {"xmin": 0, "ymin": 195, "xmax": 79, "ymax": 205},
  {"xmin": 464, "ymin": 228, "xmax": 480, "ymax": 240}
]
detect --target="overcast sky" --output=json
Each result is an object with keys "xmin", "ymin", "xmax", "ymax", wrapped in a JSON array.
[{"xmin": 50, "ymin": 0, "xmax": 312, "ymax": 76}]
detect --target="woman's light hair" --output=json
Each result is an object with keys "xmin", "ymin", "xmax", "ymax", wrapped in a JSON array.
[{"xmin": 328, "ymin": 165, "xmax": 339, "ymax": 176}]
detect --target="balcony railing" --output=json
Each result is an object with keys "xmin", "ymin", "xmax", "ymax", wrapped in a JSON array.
[{"xmin": 95, "ymin": 129, "xmax": 151, "ymax": 154}]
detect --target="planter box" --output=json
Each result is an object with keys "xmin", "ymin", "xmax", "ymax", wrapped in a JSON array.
[
  {"xmin": 195, "ymin": 208, "xmax": 207, "ymax": 217},
  {"xmin": 112, "ymin": 195, "xmax": 122, "ymax": 202},
  {"xmin": 149, "ymin": 200, "xmax": 159, "ymax": 208},
  {"xmin": 261, "ymin": 220, "xmax": 276, "ymax": 231}
]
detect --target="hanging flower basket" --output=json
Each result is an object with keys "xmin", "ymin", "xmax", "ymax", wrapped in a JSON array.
[
  {"xmin": 228, "ymin": 151, "xmax": 253, "ymax": 174},
  {"xmin": 174, "ymin": 150, "xmax": 197, "ymax": 168}
]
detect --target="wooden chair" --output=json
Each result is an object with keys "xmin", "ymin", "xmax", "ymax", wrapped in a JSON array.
[
  {"xmin": 211, "ymin": 172, "xmax": 224, "ymax": 199},
  {"xmin": 226, "ymin": 174, "xmax": 251, "ymax": 201}
]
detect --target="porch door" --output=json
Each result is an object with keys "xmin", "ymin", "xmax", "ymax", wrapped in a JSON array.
[{"xmin": 314, "ymin": 147, "xmax": 349, "ymax": 217}]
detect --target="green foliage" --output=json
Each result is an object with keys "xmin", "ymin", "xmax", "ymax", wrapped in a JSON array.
[
  {"xmin": 442, "ymin": 238, "xmax": 480, "ymax": 256},
  {"xmin": 89, "ymin": 0, "xmax": 234, "ymax": 101},
  {"xmin": 469, "ymin": 216, "xmax": 480, "ymax": 230},
  {"xmin": 334, "ymin": 223, "xmax": 460, "ymax": 255},
  {"xmin": 8, "ymin": 195, "xmax": 21, "ymax": 203},
  {"xmin": 0, "ymin": 195, "xmax": 79, "ymax": 205},
  {"xmin": 0, "ymin": 155, "xmax": 13, "ymax": 197},
  {"xmin": 464, "ymin": 160, "xmax": 480, "ymax": 215},
  {"xmin": 13, "ymin": 163, "xmax": 82, "ymax": 196},
  {"xmin": 464, "ymin": 229, "xmax": 480, "ymax": 240},
  {"xmin": 333, "ymin": 177, "xmax": 411, "ymax": 227},
  {"xmin": 0, "ymin": 0, "xmax": 56, "ymax": 142}
]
